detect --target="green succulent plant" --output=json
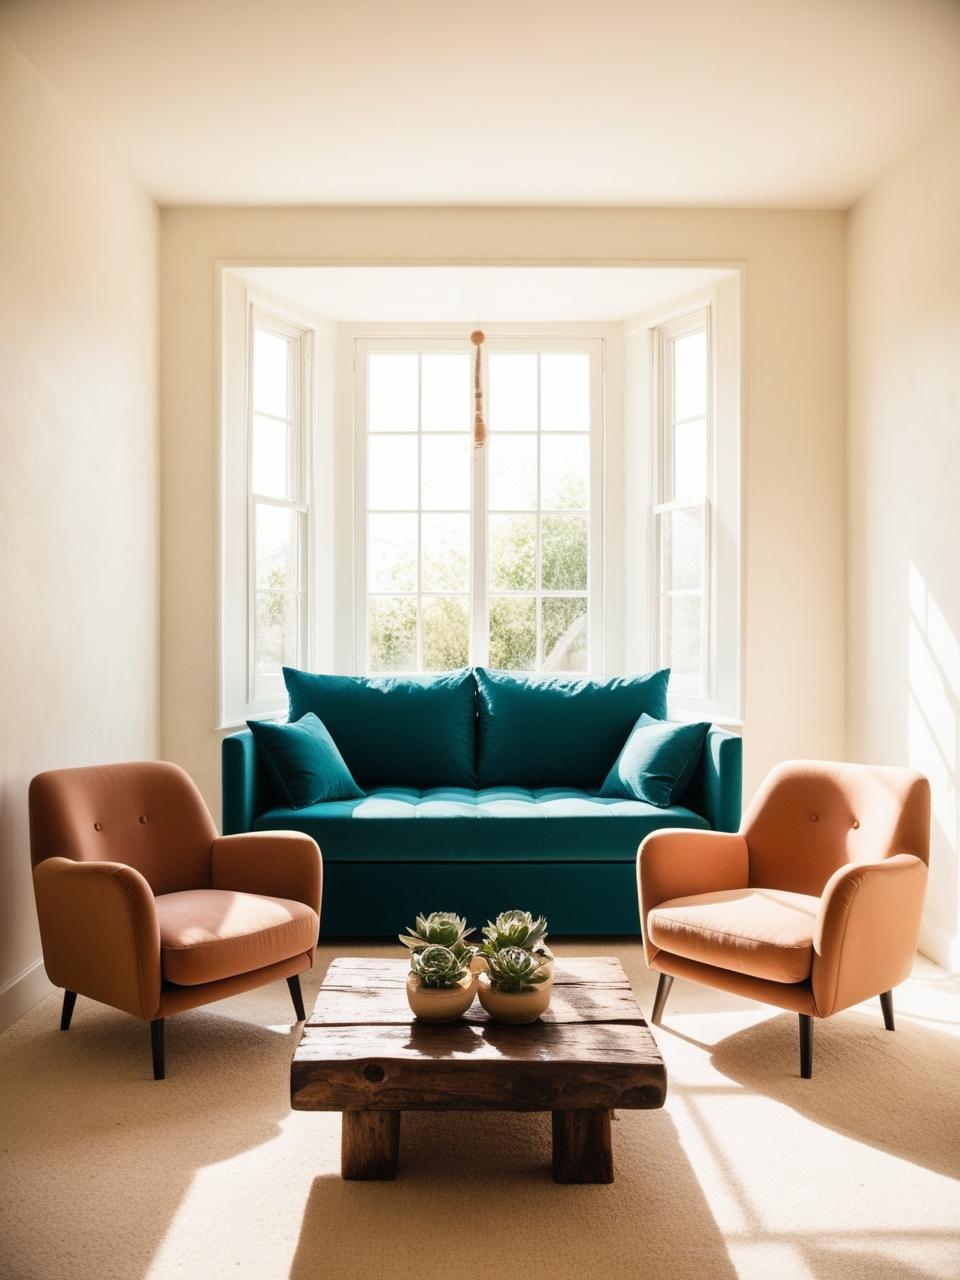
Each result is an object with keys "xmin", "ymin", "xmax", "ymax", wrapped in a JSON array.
[
  {"xmin": 410, "ymin": 944, "xmax": 471, "ymax": 990},
  {"xmin": 484, "ymin": 946, "xmax": 548, "ymax": 994},
  {"xmin": 398, "ymin": 911, "xmax": 475, "ymax": 957},
  {"xmin": 479, "ymin": 909, "xmax": 549, "ymax": 957}
]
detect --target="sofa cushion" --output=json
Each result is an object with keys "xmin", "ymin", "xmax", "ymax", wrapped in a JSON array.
[
  {"xmin": 283, "ymin": 667, "xmax": 477, "ymax": 790},
  {"xmin": 601, "ymin": 714, "xmax": 711, "ymax": 807},
  {"xmin": 247, "ymin": 712, "xmax": 363, "ymax": 808},
  {"xmin": 647, "ymin": 887, "xmax": 820, "ymax": 984},
  {"xmin": 155, "ymin": 889, "xmax": 319, "ymax": 986},
  {"xmin": 474, "ymin": 667, "xmax": 671, "ymax": 788},
  {"xmin": 254, "ymin": 785, "xmax": 709, "ymax": 863}
]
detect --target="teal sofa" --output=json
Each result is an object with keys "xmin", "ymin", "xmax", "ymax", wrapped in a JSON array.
[{"xmin": 222, "ymin": 667, "xmax": 742, "ymax": 936}]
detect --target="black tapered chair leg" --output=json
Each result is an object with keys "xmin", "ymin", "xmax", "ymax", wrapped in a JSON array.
[
  {"xmin": 879, "ymin": 989, "xmax": 895, "ymax": 1031},
  {"xmin": 60, "ymin": 989, "xmax": 77, "ymax": 1031},
  {"xmin": 287, "ymin": 974, "xmax": 306, "ymax": 1022},
  {"xmin": 651, "ymin": 973, "xmax": 674, "ymax": 1025},
  {"xmin": 151, "ymin": 1019, "xmax": 165, "ymax": 1080},
  {"xmin": 799, "ymin": 1014, "xmax": 813, "ymax": 1079}
]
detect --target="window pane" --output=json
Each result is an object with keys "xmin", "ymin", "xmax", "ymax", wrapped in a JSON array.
[
  {"xmin": 489, "ymin": 353, "xmax": 537, "ymax": 431},
  {"xmin": 369, "ymin": 514, "xmax": 417, "ymax": 592},
  {"xmin": 489, "ymin": 514, "xmax": 536, "ymax": 591},
  {"xmin": 660, "ymin": 506, "xmax": 703, "ymax": 593},
  {"xmin": 541, "ymin": 434, "xmax": 589, "ymax": 510},
  {"xmin": 255, "ymin": 504, "xmax": 298, "ymax": 591},
  {"xmin": 422, "ymin": 353, "xmax": 470, "ymax": 432},
  {"xmin": 252, "ymin": 414, "xmax": 289, "ymax": 500},
  {"xmin": 368, "ymin": 435, "xmax": 418, "ymax": 510},
  {"xmin": 253, "ymin": 328, "xmax": 289, "ymax": 418},
  {"xmin": 674, "ymin": 330, "xmax": 707, "ymax": 421},
  {"xmin": 542, "ymin": 596, "xmax": 588, "ymax": 672},
  {"xmin": 489, "ymin": 435, "xmax": 537, "ymax": 510},
  {"xmin": 541, "ymin": 516, "xmax": 588, "ymax": 591},
  {"xmin": 368, "ymin": 353, "xmax": 418, "ymax": 432},
  {"xmin": 660, "ymin": 595, "xmax": 702, "ymax": 690},
  {"xmin": 255, "ymin": 591, "xmax": 298, "ymax": 676},
  {"xmin": 422, "ymin": 596, "xmax": 469, "ymax": 669},
  {"xmin": 489, "ymin": 595, "xmax": 536, "ymax": 670},
  {"xmin": 422, "ymin": 514, "xmax": 470, "ymax": 592},
  {"xmin": 540, "ymin": 353, "xmax": 589, "ymax": 431},
  {"xmin": 674, "ymin": 417, "xmax": 707, "ymax": 501},
  {"xmin": 422, "ymin": 435, "xmax": 471, "ymax": 511},
  {"xmin": 369, "ymin": 597, "xmax": 417, "ymax": 671}
]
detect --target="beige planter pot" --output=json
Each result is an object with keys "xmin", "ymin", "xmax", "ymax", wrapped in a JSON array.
[
  {"xmin": 405, "ymin": 972, "xmax": 476, "ymax": 1023},
  {"xmin": 468, "ymin": 951, "xmax": 487, "ymax": 975},
  {"xmin": 477, "ymin": 974, "xmax": 551, "ymax": 1024}
]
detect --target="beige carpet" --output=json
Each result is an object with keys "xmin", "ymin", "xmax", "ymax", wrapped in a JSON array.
[{"xmin": 1, "ymin": 942, "xmax": 959, "ymax": 1280}]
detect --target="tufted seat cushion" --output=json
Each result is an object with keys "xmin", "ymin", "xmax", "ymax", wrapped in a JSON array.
[
  {"xmin": 253, "ymin": 786, "xmax": 710, "ymax": 863},
  {"xmin": 155, "ymin": 889, "xmax": 319, "ymax": 986},
  {"xmin": 647, "ymin": 887, "xmax": 820, "ymax": 984}
]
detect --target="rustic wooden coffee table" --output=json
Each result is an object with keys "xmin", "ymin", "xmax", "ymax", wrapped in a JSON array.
[{"xmin": 290, "ymin": 956, "xmax": 666, "ymax": 1183}]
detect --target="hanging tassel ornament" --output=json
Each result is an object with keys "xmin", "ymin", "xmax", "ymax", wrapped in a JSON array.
[{"xmin": 470, "ymin": 329, "xmax": 486, "ymax": 449}]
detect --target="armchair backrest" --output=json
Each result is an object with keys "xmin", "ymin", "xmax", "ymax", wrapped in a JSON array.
[
  {"xmin": 742, "ymin": 760, "xmax": 930, "ymax": 897},
  {"xmin": 29, "ymin": 762, "xmax": 218, "ymax": 896}
]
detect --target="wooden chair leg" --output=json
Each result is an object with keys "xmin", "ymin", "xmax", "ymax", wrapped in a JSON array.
[
  {"xmin": 879, "ymin": 989, "xmax": 895, "ymax": 1031},
  {"xmin": 287, "ymin": 974, "xmax": 306, "ymax": 1022},
  {"xmin": 799, "ymin": 1013, "xmax": 813, "ymax": 1079},
  {"xmin": 651, "ymin": 973, "xmax": 674, "ymax": 1025},
  {"xmin": 60, "ymin": 989, "xmax": 77, "ymax": 1031},
  {"xmin": 151, "ymin": 1018, "xmax": 165, "ymax": 1080}
]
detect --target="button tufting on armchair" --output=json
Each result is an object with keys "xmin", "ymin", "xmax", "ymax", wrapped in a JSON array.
[
  {"xmin": 637, "ymin": 760, "xmax": 930, "ymax": 1077},
  {"xmin": 29, "ymin": 761, "xmax": 322, "ymax": 1079}
]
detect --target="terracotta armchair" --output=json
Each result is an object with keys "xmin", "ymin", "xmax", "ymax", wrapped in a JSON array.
[
  {"xmin": 637, "ymin": 760, "xmax": 930, "ymax": 1077},
  {"xmin": 29, "ymin": 762, "xmax": 322, "ymax": 1079}
]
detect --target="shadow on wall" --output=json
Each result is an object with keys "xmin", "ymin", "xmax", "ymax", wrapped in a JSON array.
[{"xmin": 908, "ymin": 562, "xmax": 960, "ymax": 948}]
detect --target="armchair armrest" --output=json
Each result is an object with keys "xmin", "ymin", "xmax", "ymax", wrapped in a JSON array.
[
  {"xmin": 637, "ymin": 829, "xmax": 749, "ymax": 965},
  {"xmin": 33, "ymin": 858, "xmax": 161, "ymax": 1020},
  {"xmin": 210, "ymin": 832, "xmax": 322, "ymax": 918},
  {"xmin": 811, "ymin": 854, "xmax": 927, "ymax": 1018}
]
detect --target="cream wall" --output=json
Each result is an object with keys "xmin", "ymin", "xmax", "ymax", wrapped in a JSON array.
[
  {"xmin": 847, "ymin": 102, "xmax": 960, "ymax": 970},
  {"xmin": 0, "ymin": 34, "xmax": 160, "ymax": 1027},
  {"xmin": 160, "ymin": 206, "xmax": 846, "ymax": 817}
]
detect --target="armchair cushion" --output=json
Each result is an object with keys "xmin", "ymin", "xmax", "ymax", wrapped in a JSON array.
[
  {"xmin": 647, "ymin": 886, "xmax": 821, "ymax": 984},
  {"xmin": 155, "ymin": 889, "xmax": 318, "ymax": 986}
]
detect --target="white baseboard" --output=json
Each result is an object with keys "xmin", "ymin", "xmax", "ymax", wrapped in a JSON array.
[
  {"xmin": 0, "ymin": 957, "xmax": 54, "ymax": 1033},
  {"xmin": 918, "ymin": 914, "xmax": 960, "ymax": 974}
]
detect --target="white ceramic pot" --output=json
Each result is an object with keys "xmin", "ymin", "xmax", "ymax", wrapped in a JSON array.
[
  {"xmin": 405, "ymin": 972, "xmax": 476, "ymax": 1022},
  {"xmin": 477, "ymin": 974, "xmax": 551, "ymax": 1024}
]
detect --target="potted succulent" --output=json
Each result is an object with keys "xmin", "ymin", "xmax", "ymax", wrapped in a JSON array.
[
  {"xmin": 405, "ymin": 944, "xmax": 477, "ymax": 1022},
  {"xmin": 479, "ymin": 910, "xmax": 554, "ymax": 984},
  {"xmin": 477, "ymin": 946, "xmax": 551, "ymax": 1024}
]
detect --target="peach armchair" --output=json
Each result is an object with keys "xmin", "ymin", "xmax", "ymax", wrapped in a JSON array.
[
  {"xmin": 637, "ymin": 760, "xmax": 930, "ymax": 1077},
  {"xmin": 29, "ymin": 761, "xmax": 322, "ymax": 1079}
]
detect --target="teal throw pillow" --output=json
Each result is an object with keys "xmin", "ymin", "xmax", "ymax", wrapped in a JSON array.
[
  {"xmin": 248, "ymin": 713, "xmax": 364, "ymax": 809},
  {"xmin": 600, "ymin": 714, "xmax": 710, "ymax": 808}
]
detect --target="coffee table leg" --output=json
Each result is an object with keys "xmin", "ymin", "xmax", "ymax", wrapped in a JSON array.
[
  {"xmin": 552, "ymin": 1109, "xmax": 614, "ymax": 1183},
  {"xmin": 341, "ymin": 1111, "xmax": 401, "ymax": 1180}
]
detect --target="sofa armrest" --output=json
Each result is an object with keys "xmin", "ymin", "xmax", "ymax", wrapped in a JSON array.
[
  {"xmin": 680, "ymin": 726, "xmax": 743, "ymax": 832},
  {"xmin": 637, "ymin": 828, "xmax": 749, "ymax": 965},
  {"xmin": 211, "ymin": 832, "xmax": 322, "ymax": 919},
  {"xmin": 811, "ymin": 854, "xmax": 927, "ymax": 1018},
  {"xmin": 33, "ymin": 858, "xmax": 161, "ymax": 1020},
  {"xmin": 222, "ymin": 729, "xmax": 265, "ymax": 834}
]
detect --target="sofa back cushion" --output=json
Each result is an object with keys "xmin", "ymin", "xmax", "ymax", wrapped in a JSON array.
[
  {"xmin": 474, "ymin": 667, "xmax": 671, "ymax": 789},
  {"xmin": 283, "ymin": 667, "xmax": 477, "ymax": 789}
]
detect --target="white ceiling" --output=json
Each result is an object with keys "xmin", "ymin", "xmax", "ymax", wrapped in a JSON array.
[
  {"xmin": 235, "ymin": 265, "xmax": 735, "ymax": 322},
  {"xmin": 2, "ymin": 0, "xmax": 959, "ymax": 208}
]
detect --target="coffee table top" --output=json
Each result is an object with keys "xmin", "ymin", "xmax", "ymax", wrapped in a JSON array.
[{"xmin": 291, "ymin": 956, "xmax": 666, "ymax": 1114}]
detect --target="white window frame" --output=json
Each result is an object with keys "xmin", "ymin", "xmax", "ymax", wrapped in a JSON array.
[
  {"xmin": 652, "ymin": 309, "xmax": 711, "ymax": 700},
  {"xmin": 353, "ymin": 333, "xmax": 604, "ymax": 675}
]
